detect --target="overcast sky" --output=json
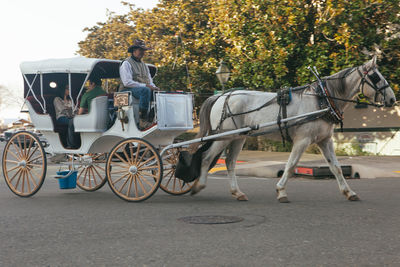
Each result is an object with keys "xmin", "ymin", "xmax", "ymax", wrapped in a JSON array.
[{"xmin": 0, "ymin": 0, "xmax": 159, "ymax": 119}]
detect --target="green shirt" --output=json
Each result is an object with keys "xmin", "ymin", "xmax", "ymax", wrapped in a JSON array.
[{"xmin": 80, "ymin": 86, "xmax": 107, "ymax": 113}]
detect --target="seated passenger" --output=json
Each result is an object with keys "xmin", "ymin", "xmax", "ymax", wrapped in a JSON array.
[
  {"xmin": 65, "ymin": 77, "xmax": 106, "ymax": 149},
  {"xmin": 119, "ymin": 39, "xmax": 159, "ymax": 130},
  {"xmin": 78, "ymin": 77, "xmax": 106, "ymax": 115},
  {"xmin": 54, "ymin": 84, "xmax": 74, "ymax": 125},
  {"xmin": 53, "ymin": 84, "xmax": 79, "ymax": 149}
]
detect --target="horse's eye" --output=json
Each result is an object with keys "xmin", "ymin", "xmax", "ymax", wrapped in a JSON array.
[{"xmin": 368, "ymin": 72, "xmax": 381, "ymax": 85}]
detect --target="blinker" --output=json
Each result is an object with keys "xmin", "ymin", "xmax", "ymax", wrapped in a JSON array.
[{"xmin": 368, "ymin": 72, "xmax": 381, "ymax": 85}]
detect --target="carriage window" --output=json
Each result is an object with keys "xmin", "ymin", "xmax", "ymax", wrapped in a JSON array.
[{"xmin": 49, "ymin": 82, "xmax": 57, "ymax": 88}]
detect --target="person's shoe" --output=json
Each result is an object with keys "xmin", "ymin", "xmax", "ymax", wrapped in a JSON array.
[{"xmin": 138, "ymin": 119, "xmax": 153, "ymax": 131}]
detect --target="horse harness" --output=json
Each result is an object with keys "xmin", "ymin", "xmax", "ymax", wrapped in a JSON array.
[
  {"xmin": 308, "ymin": 64, "xmax": 390, "ymax": 131},
  {"xmin": 213, "ymin": 64, "xmax": 389, "ymax": 143}
]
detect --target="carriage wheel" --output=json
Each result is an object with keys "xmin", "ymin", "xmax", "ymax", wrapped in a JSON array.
[
  {"xmin": 2, "ymin": 131, "xmax": 46, "ymax": 197},
  {"xmin": 68, "ymin": 153, "xmax": 107, "ymax": 191},
  {"xmin": 160, "ymin": 147, "xmax": 194, "ymax": 195},
  {"xmin": 106, "ymin": 138, "xmax": 162, "ymax": 202}
]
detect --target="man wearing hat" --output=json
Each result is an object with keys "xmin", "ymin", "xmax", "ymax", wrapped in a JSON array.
[{"xmin": 120, "ymin": 39, "xmax": 159, "ymax": 130}]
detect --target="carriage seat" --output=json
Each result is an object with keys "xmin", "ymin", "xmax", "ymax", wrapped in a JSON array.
[
  {"xmin": 26, "ymin": 95, "xmax": 67, "ymax": 133},
  {"xmin": 73, "ymin": 96, "xmax": 109, "ymax": 132}
]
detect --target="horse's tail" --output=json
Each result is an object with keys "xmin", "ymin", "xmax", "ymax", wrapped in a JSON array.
[{"xmin": 189, "ymin": 95, "xmax": 220, "ymax": 152}]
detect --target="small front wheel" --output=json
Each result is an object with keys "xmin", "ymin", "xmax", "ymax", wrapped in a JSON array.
[
  {"xmin": 69, "ymin": 153, "xmax": 107, "ymax": 191},
  {"xmin": 2, "ymin": 131, "xmax": 47, "ymax": 197},
  {"xmin": 106, "ymin": 138, "xmax": 162, "ymax": 202}
]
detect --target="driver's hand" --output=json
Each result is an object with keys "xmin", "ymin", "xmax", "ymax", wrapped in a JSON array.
[{"xmin": 148, "ymin": 85, "xmax": 160, "ymax": 91}]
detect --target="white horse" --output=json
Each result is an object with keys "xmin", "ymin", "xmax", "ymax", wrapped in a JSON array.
[{"xmin": 188, "ymin": 56, "xmax": 396, "ymax": 202}]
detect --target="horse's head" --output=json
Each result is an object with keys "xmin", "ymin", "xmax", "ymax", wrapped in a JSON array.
[{"xmin": 359, "ymin": 55, "xmax": 396, "ymax": 107}]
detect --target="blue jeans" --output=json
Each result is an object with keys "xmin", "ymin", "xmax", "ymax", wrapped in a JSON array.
[
  {"xmin": 57, "ymin": 116, "xmax": 80, "ymax": 148},
  {"xmin": 122, "ymin": 87, "xmax": 151, "ymax": 112},
  {"xmin": 56, "ymin": 116, "xmax": 70, "ymax": 125}
]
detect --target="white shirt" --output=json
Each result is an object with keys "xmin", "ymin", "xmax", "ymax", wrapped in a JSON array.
[{"xmin": 119, "ymin": 60, "xmax": 155, "ymax": 88}]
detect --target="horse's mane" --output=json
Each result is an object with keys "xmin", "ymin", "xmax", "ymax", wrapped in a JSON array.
[{"xmin": 323, "ymin": 67, "xmax": 355, "ymax": 95}]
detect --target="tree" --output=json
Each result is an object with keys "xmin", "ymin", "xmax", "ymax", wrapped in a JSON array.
[{"xmin": 77, "ymin": 0, "xmax": 400, "ymax": 102}]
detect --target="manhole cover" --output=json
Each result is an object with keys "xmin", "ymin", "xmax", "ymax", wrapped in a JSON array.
[{"xmin": 178, "ymin": 215, "xmax": 244, "ymax": 224}]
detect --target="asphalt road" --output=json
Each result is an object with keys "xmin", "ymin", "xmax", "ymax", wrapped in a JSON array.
[{"xmin": 1, "ymin": 159, "xmax": 400, "ymax": 266}]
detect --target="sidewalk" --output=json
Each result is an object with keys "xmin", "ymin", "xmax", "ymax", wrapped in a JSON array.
[{"xmin": 211, "ymin": 150, "xmax": 400, "ymax": 179}]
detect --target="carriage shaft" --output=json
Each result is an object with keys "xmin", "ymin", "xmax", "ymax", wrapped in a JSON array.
[{"xmin": 160, "ymin": 108, "xmax": 329, "ymax": 157}]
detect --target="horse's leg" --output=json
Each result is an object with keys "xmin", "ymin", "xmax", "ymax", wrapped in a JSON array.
[
  {"xmin": 225, "ymin": 138, "xmax": 248, "ymax": 201},
  {"xmin": 317, "ymin": 138, "xmax": 360, "ymax": 201},
  {"xmin": 191, "ymin": 140, "xmax": 229, "ymax": 195},
  {"xmin": 276, "ymin": 138, "xmax": 311, "ymax": 203}
]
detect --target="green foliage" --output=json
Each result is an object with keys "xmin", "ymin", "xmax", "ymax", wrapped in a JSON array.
[{"xmin": 77, "ymin": 0, "xmax": 400, "ymax": 102}]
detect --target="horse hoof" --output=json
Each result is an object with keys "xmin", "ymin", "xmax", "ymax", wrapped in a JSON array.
[
  {"xmin": 236, "ymin": 194, "xmax": 249, "ymax": 201},
  {"xmin": 348, "ymin": 195, "xmax": 360, "ymax": 201},
  {"xmin": 191, "ymin": 184, "xmax": 205, "ymax": 196},
  {"xmin": 278, "ymin": 197, "xmax": 290, "ymax": 203}
]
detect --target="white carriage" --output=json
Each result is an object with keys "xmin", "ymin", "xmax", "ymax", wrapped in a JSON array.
[{"xmin": 2, "ymin": 57, "xmax": 195, "ymax": 201}]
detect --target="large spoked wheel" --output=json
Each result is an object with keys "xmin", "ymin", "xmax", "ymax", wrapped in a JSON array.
[
  {"xmin": 160, "ymin": 147, "xmax": 194, "ymax": 195},
  {"xmin": 68, "ymin": 153, "xmax": 107, "ymax": 191},
  {"xmin": 106, "ymin": 138, "xmax": 163, "ymax": 202},
  {"xmin": 2, "ymin": 131, "xmax": 47, "ymax": 197}
]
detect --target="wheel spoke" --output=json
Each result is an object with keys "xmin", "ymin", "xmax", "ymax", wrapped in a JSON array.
[
  {"xmin": 133, "ymin": 176, "xmax": 139, "ymax": 197},
  {"xmin": 127, "ymin": 175, "xmax": 134, "ymax": 197},
  {"xmin": 25, "ymin": 169, "xmax": 32, "ymax": 193},
  {"xmin": 137, "ymin": 146, "xmax": 149, "ymax": 166},
  {"xmin": 7, "ymin": 150, "xmax": 20, "ymax": 161},
  {"xmin": 26, "ymin": 146, "xmax": 39, "ymax": 161},
  {"xmin": 118, "ymin": 174, "xmax": 130, "ymax": 192},
  {"xmin": 134, "ymin": 143, "xmax": 141, "ymax": 165},
  {"xmin": 92, "ymin": 153, "xmax": 104, "ymax": 160},
  {"xmin": 23, "ymin": 135, "xmax": 27, "ymax": 158},
  {"xmin": 14, "ymin": 171, "xmax": 22, "ymax": 191},
  {"xmin": 137, "ymin": 155, "xmax": 156, "ymax": 168},
  {"xmin": 26, "ymin": 169, "xmax": 38, "ymax": 188},
  {"xmin": 172, "ymin": 175, "xmax": 177, "ymax": 191},
  {"xmin": 114, "ymin": 152, "xmax": 130, "ymax": 165},
  {"xmin": 110, "ymin": 169, "xmax": 128, "ymax": 175},
  {"xmin": 139, "ymin": 165, "xmax": 160, "ymax": 171},
  {"xmin": 92, "ymin": 166, "xmax": 104, "ymax": 184},
  {"xmin": 7, "ymin": 165, "xmax": 21, "ymax": 173},
  {"xmin": 29, "ymin": 168, "xmax": 42, "ymax": 182},
  {"xmin": 9, "ymin": 168, "xmax": 22, "ymax": 183},
  {"xmin": 111, "ymin": 173, "xmax": 130, "ymax": 185},
  {"xmin": 28, "ymin": 155, "xmax": 43, "ymax": 164},
  {"xmin": 82, "ymin": 168, "xmax": 89, "ymax": 187},
  {"xmin": 129, "ymin": 143, "xmax": 135, "ymax": 165},
  {"xmin": 94, "ymin": 164, "xmax": 106, "ymax": 171},
  {"xmin": 11, "ymin": 141, "xmax": 23, "ymax": 160},
  {"xmin": 20, "ymin": 170, "xmax": 25, "ymax": 193},
  {"xmin": 90, "ymin": 167, "xmax": 98, "ymax": 186},
  {"xmin": 15, "ymin": 137, "xmax": 25, "ymax": 159},
  {"xmin": 164, "ymin": 173, "xmax": 174, "ymax": 187},
  {"xmin": 137, "ymin": 173, "xmax": 156, "ymax": 188},
  {"xmin": 5, "ymin": 159, "xmax": 19, "ymax": 164},
  {"xmin": 25, "ymin": 136, "xmax": 34, "ymax": 159},
  {"xmin": 139, "ymin": 170, "xmax": 160, "ymax": 180},
  {"xmin": 122, "ymin": 147, "xmax": 132, "ymax": 165},
  {"xmin": 135, "ymin": 174, "xmax": 147, "ymax": 195}
]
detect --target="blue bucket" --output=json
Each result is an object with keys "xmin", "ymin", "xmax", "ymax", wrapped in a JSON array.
[{"xmin": 57, "ymin": 170, "xmax": 77, "ymax": 189}]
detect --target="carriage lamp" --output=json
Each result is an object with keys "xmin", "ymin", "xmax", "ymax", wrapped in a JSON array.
[
  {"xmin": 49, "ymin": 82, "xmax": 57, "ymax": 88},
  {"xmin": 215, "ymin": 60, "xmax": 231, "ymax": 91}
]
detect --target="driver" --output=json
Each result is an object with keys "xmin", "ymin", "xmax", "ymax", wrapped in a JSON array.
[{"xmin": 119, "ymin": 39, "xmax": 159, "ymax": 130}]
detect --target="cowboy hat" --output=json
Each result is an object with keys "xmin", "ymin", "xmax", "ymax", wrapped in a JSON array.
[{"xmin": 127, "ymin": 39, "xmax": 151, "ymax": 53}]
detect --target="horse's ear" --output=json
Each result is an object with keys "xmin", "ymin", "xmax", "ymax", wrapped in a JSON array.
[
  {"xmin": 372, "ymin": 55, "xmax": 377, "ymax": 66},
  {"xmin": 366, "ymin": 55, "xmax": 378, "ymax": 69}
]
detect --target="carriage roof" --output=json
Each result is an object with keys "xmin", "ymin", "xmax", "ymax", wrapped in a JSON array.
[{"xmin": 20, "ymin": 57, "xmax": 121, "ymax": 75}]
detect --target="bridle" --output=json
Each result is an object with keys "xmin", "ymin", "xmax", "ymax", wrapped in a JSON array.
[{"xmin": 356, "ymin": 64, "xmax": 390, "ymax": 105}]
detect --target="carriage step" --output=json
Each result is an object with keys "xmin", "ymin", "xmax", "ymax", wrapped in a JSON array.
[{"xmin": 294, "ymin": 165, "xmax": 354, "ymax": 179}]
